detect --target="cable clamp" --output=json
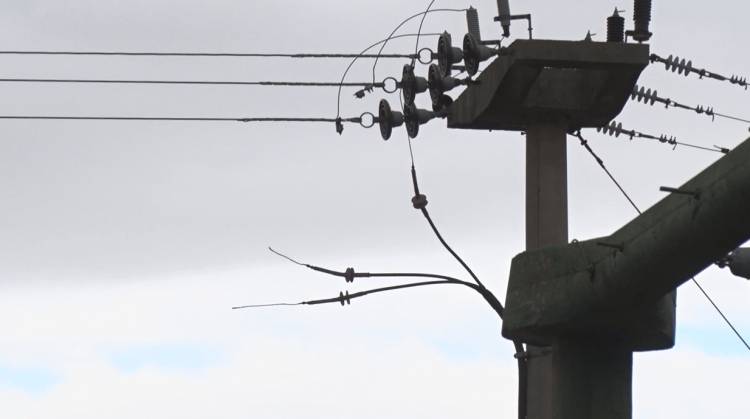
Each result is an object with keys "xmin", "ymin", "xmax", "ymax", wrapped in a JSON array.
[
  {"xmin": 345, "ymin": 268, "xmax": 356, "ymax": 283},
  {"xmin": 339, "ymin": 291, "xmax": 351, "ymax": 306},
  {"xmin": 411, "ymin": 194, "xmax": 428, "ymax": 209}
]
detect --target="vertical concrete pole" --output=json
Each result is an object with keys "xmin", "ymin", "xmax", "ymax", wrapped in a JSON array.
[{"xmin": 524, "ymin": 123, "xmax": 632, "ymax": 419}]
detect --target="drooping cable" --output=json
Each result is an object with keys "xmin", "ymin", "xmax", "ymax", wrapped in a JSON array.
[
  {"xmin": 574, "ymin": 130, "xmax": 749, "ymax": 352},
  {"xmin": 233, "ymin": 280, "xmax": 481, "ymax": 310}
]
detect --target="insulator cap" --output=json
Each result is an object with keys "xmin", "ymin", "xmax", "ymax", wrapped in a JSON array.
[
  {"xmin": 401, "ymin": 64, "xmax": 428, "ymax": 105},
  {"xmin": 437, "ymin": 32, "xmax": 464, "ymax": 77},
  {"xmin": 463, "ymin": 33, "xmax": 497, "ymax": 76},
  {"xmin": 404, "ymin": 102, "xmax": 437, "ymax": 139},
  {"xmin": 378, "ymin": 99, "xmax": 404, "ymax": 141}
]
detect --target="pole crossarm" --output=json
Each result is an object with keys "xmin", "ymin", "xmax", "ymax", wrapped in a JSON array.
[{"xmin": 502, "ymin": 135, "xmax": 750, "ymax": 348}]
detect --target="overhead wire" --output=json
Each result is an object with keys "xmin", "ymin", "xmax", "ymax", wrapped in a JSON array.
[
  {"xmin": 0, "ymin": 77, "xmax": 387, "ymax": 88},
  {"xmin": 573, "ymin": 130, "xmax": 750, "ymax": 352},
  {"xmin": 0, "ymin": 50, "xmax": 419, "ymax": 59},
  {"xmin": 630, "ymin": 85, "xmax": 750, "ymax": 127},
  {"xmin": 597, "ymin": 121, "xmax": 730, "ymax": 154}
]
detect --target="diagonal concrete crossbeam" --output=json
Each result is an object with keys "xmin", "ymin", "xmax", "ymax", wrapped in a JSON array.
[{"xmin": 502, "ymin": 136, "xmax": 750, "ymax": 349}]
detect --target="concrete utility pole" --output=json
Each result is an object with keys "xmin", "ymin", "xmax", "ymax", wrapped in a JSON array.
[{"xmin": 448, "ymin": 37, "xmax": 689, "ymax": 418}]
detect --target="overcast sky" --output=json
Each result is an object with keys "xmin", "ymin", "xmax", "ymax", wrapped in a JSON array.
[{"xmin": 0, "ymin": 1, "xmax": 748, "ymax": 418}]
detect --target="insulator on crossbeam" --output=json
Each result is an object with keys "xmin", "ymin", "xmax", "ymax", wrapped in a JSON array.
[
  {"xmin": 463, "ymin": 33, "xmax": 500, "ymax": 76},
  {"xmin": 428, "ymin": 64, "xmax": 467, "ymax": 111},
  {"xmin": 378, "ymin": 99, "xmax": 404, "ymax": 141},
  {"xmin": 436, "ymin": 32, "xmax": 465, "ymax": 77},
  {"xmin": 631, "ymin": 85, "xmax": 669, "ymax": 106},
  {"xmin": 401, "ymin": 64, "xmax": 428, "ymax": 105}
]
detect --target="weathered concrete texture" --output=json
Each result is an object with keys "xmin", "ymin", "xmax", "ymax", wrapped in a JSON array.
[
  {"xmin": 526, "ymin": 340, "xmax": 633, "ymax": 419},
  {"xmin": 447, "ymin": 39, "xmax": 649, "ymax": 131},
  {"xmin": 504, "ymin": 136, "xmax": 750, "ymax": 349}
]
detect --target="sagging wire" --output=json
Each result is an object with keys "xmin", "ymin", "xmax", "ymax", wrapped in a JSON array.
[
  {"xmin": 597, "ymin": 121, "xmax": 730, "ymax": 154},
  {"xmin": 650, "ymin": 53, "xmax": 748, "ymax": 90},
  {"xmin": 405, "ymin": 130, "xmax": 528, "ymax": 419},
  {"xmin": 232, "ymin": 280, "xmax": 478, "ymax": 310},
  {"xmin": 573, "ymin": 130, "xmax": 750, "ymax": 353},
  {"xmin": 631, "ymin": 85, "xmax": 750, "ymax": 128}
]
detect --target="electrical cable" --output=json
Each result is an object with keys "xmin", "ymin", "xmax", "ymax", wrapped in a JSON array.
[
  {"xmin": 0, "ymin": 77, "xmax": 386, "ymax": 88},
  {"xmin": 649, "ymin": 53, "xmax": 748, "ymax": 90},
  {"xmin": 574, "ymin": 130, "xmax": 750, "ymax": 352},
  {"xmin": 597, "ymin": 121, "xmax": 729, "ymax": 155},
  {"xmin": 630, "ymin": 85, "xmax": 750, "ymax": 128},
  {"xmin": 233, "ymin": 280, "xmax": 482, "ymax": 310},
  {"xmin": 0, "ymin": 115, "xmax": 367, "ymax": 125},
  {"xmin": 0, "ymin": 50, "xmax": 419, "ymax": 59}
]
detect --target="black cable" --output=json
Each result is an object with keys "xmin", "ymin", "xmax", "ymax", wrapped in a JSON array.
[
  {"xmin": 0, "ymin": 50, "xmax": 418, "ymax": 59},
  {"xmin": 371, "ymin": 8, "xmax": 467, "ymax": 85},
  {"xmin": 574, "ymin": 131, "xmax": 750, "ymax": 352},
  {"xmin": 0, "ymin": 115, "xmax": 363, "ymax": 123},
  {"xmin": 692, "ymin": 279, "xmax": 750, "ymax": 351},
  {"xmin": 598, "ymin": 121, "xmax": 729, "ymax": 155},
  {"xmin": 0, "ymin": 77, "xmax": 384, "ymax": 88},
  {"xmin": 269, "ymin": 247, "xmax": 481, "ymax": 291},
  {"xmin": 419, "ymin": 208, "xmax": 486, "ymax": 290},
  {"xmin": 630, "ymin": 85, "xmax": 750, "ymax": 128},
  {"xmin": 574, "ymin": 131, "xmax": 641, "ymax": 214}
]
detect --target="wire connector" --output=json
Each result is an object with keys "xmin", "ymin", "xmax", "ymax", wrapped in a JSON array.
[
  {"xmin": 339, "ymin": 291, "xmax": 351, "ymax": 306},
  {"xmin": 412, "ymin": 193, "xmax": 429, "ymax": 209}
]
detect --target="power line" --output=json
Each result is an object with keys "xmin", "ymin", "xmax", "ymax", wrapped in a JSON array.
[
  {"xmin": 650, "ymin": 53, "xmax": 748, "ymax": 90},
  {"xmin": 573, "ymin": 130, "xmax": 750, "ymax": 353},
  {"xmin": 0, "ymin": 50, "xmax": 419, "ymax": 59},
  {"xmin": 0, "ymin": 115, "xmax": 365, "ymax": 125},
  {"xmin": 597, "ymin": 121, "xmax": 730, "ymax": 154},
  {"xmin": 0, "ymin": 77, "xmax": 386, "ymax": 89},
  {"xmin": 233, "ymin": 280, "xmax": 480, "ymax": 310},
  {"xmin": 630, "ymin": 85, "xmax": 750, "ymax": 126}
]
